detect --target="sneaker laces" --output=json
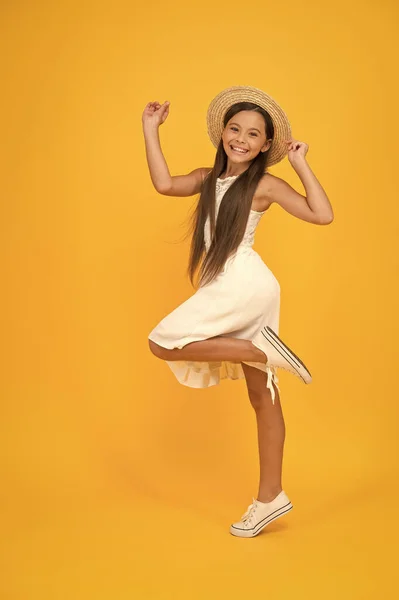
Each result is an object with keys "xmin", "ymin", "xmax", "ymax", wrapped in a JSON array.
[
  {"xmin": 265, "ymin": 366, "xmax": 280, "ymax": 404},
  {"xmin": 241, "ymin": 498, "xmax": 259, "ymax": 524}
]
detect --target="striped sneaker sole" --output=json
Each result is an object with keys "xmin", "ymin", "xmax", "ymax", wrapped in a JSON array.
[{"xmin": 261, "ymin": 326, "xmax": 312, "ymax": 383}]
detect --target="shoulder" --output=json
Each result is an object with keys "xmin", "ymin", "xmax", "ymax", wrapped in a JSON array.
[
  {"xmin": 258, "ymin": 170, "xmax": 276, "ymax": 194},
  {"xmin": 200, "ymin": 167, "xmax": 213, "ymax": 183},
  {"xmin": 252, "ymin": 171, "xmax": 277, "ymax": 211},
  {"xmin": 257, "ymin": 171, "xmax": 297, "ymax": 205}
]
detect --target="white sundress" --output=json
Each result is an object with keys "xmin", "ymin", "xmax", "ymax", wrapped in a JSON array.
[{"xmin": 148, "ymin": 175, "xmax": 281, "ymax": 401}]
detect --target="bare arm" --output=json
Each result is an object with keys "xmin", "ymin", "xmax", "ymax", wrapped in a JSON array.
[
  {"xmin": 266, "ymin": 162, "xmax": 334, "ymax": 225},
  {"xmin": 142, "ymin": 101, "xmax": 210, "ymax": 196},
  {"xmin": 142, "ymin": 121, "xmax": 174, "ymax": 192}
]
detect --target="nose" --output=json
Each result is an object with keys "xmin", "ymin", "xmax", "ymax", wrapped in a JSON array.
[{"xmin": 235, "ymin": 134, "xmax": 247, "ymax": 145}]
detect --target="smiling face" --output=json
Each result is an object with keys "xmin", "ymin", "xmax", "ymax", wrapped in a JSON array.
[{"xmin": 221, "ymin": 110, "xmax": 272, "ymax": 168}]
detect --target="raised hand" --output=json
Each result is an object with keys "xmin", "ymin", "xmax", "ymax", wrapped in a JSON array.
[
  {"xmin": 285, "ymin": 138, "xmax": 309, "ymax": 165},
  {"xmin": 142, "ymin": 101, "xmax": 170, "ymax": 128}
]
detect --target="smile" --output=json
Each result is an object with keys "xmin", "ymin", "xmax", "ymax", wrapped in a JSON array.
[{"xmin": 230, "ymin": 146, "xmax": 248, "ymax": 154}]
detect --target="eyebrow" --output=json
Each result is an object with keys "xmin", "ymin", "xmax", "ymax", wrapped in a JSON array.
[{"xmin": 230, "ymin": 122, "xmax": 262, "ymax": 134}]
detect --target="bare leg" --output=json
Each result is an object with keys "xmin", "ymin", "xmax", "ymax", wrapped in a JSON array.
[
  {"xmin": 148, "ymin": 336, "xmax": 267, "ymax": 363},
  {"xmin": 241, "ymin": 362, "xmax": 285, "ymax": 503}
]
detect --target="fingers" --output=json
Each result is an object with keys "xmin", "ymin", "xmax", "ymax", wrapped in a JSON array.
[
  {"xmin": 285, "ymin": 139, "xmax": 300, "ymax": 151},
  {"xmin": 147, "ymin": 101, "xmax": 170, "ymax": 111}
]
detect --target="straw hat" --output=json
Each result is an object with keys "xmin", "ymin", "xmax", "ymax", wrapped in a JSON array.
[{"xmin": 206, "ymin": 85, "xmax": 292, "ymax": 167}]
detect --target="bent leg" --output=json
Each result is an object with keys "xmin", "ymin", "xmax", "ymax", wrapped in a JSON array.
[
  {"xmin": 148, "ymin": 336, "xmax": 267, "ymax": 363},
  {"xmin": 241, "ymin": 361, "xmax": 286, "ymax": 503}
]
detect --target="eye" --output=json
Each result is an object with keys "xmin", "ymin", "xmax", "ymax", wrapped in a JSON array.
[{"xmin": 230, "ymin": 126, "xmax": 258, "ymax": 137}]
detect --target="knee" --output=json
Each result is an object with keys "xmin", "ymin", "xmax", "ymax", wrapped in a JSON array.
[
  {"xmin": 248, "ymin": 389, "xmax": 267, "ymax": 411},
  {"xmin": 248, "ymin": 386, "xmax": 279, "ymax": 411},
  {"xmin": 148, "ymin": 339, "xmax": 168, "ymax": 359}
]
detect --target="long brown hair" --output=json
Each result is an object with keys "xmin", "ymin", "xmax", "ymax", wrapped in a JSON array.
[{"xmin": 185, "ymin": 102, "xmax": 275, "ymax": 288}]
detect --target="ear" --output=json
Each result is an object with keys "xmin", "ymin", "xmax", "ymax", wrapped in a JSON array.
[{"xmin": 261, "ymin": 140, "xmax": 272, "ymax": 153}]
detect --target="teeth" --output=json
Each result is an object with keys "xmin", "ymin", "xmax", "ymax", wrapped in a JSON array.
[{"xmin": 231, "ymin": 146, "xmax": 248, "ymax": 153}]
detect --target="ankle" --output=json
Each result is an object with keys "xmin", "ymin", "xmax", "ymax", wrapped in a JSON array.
[{"xmin": 257, "ymin": 488, "xmax": 283, "ymax": 503}]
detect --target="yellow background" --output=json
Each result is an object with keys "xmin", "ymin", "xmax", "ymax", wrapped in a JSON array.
[{"xmin": 1, "ymin": 0, "xmax": 398, "ymax": 597}]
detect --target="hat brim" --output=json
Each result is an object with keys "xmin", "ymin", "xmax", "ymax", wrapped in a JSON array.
[{"xmin": 206, "ymin": 85, "xmax": 291, "ymax": 167}]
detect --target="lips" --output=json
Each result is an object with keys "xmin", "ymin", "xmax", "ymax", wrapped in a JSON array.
[{"xmin": 230, "ymin": 145, "xmax": 248, "ymax": 154}]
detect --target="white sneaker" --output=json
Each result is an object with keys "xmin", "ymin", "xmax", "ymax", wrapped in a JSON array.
[
  {"xmin": 252, "ymin": 325, "xmax": 312, "ymax": 384},
  {"xmin": 230, "ymin": 491, "xmax": 293, "ymax": 538}
]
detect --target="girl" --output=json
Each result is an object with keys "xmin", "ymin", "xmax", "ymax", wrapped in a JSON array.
[{"xmin": 143, "ymin": 85, "xmax": 334, "ymax": 538}]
